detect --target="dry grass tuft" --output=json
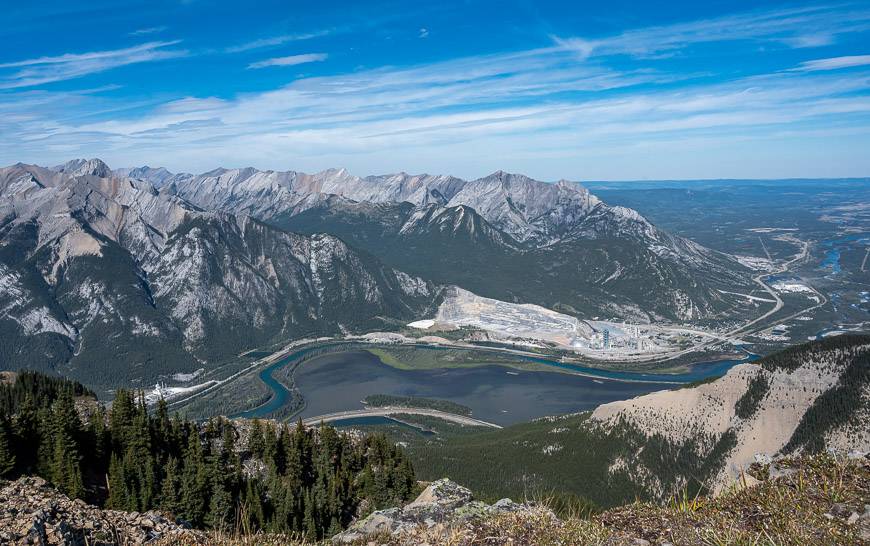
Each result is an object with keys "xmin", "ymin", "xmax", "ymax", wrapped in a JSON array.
[{"xmin": 599, "ymin": 454, "xmax": 869, "ymax": 545}]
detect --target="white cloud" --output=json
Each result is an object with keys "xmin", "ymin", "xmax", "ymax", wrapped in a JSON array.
[
  {"xmin": 792, "ymin": 55, "xmax": 870, "ymax": 72},
  {"xmin": 226, "ymin": 30, "xmax": 333, "ymax": 53},
  {"xmin": 0, "ymin": 41, "xmax": 187, "ymax": 89},
  {"xmin": 419, "ymin": 28, "xmax": 429, "ymax": 39},
  {"xmin": 247, "ymin": 53, "xmax": 328, "ymax": 69},
  {"xmin": 11, "ymin": 47, "xmax": 867, "ymax": 172},
  {"xmin": 554, "ymin": 4, "xmax": 870, "ymax": 59},
  {"xmin": 2, "ymin": 4, "xmax": 869, "ymax": 178},
  {"xmin": 129, "ymin": 26, "xmax": 167, "ymax": 36}
]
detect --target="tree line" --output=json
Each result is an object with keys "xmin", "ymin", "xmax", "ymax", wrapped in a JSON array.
[{"xmin": 0, "ymin": 371, "xmax": 416, "ymax": 539}]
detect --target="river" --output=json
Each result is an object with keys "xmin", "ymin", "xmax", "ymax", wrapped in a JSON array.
[{"xmin": 232, "ymin": 344, "xmax": 756, "ymax": 426}]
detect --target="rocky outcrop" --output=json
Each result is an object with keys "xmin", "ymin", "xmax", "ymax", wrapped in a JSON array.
[
  {"xmin": 0, "ymin": 477, "xmax": 203, "ymax": 545},
  {"xmin": 332, "ymin": 479, "xmax": 525, "ymax": 543},
  {"xmin": 592, "ymin": 336, "xmax": 870, "ymax": 492}
]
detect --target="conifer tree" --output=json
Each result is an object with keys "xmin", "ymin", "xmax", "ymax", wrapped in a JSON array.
[
  {"xmin": 243, "ymin": 479, "xmax": 265, "ymax": 530},
  {"xmin": 0, "ymin": 370, "xmax": 422, "ymax": 537},
  {"xmin": 180, "ymin": 432, "xmax": 208, "ymax": 525},
  {"xmin": 11, "ymin": 395, "xmax": 38, "ymax": 475},
  {"xmin": 107, "ymin": 453, "xmax": 129, "ymax": 510},
  {"xmin": 247, "ymin": 419, "xmax": 265, "ymax": 458},
  {"xmin": 160, "ymin": 456, "xmax": 182, "ymax": 514},
  {"xmin": 0, "ymin": 418, "xmax": 15, "ymax": 478}
]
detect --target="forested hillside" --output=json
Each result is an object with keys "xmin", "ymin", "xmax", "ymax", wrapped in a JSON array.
[
  {"xmin": 405, "ymin": 336, "xmax": 870, "ymax": 508},
  {"xmin": 0, "ymin": 371, "xmax": 416, "ymax": 539}
]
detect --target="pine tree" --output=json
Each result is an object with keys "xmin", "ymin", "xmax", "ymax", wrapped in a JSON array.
[
  {"xmin": 243, "ymin": 479, "xmax": 265, "ymax": 531},
  {"xmin": 206, "ymin": 482, "xmax": 233, "ymax": 530},
  {"xmin": 107, "ymin": 453, "xmax": 129, "ymax": 510},
  {"xmin": 303, "ymin": 489, "xmax": 317, "ymax": 540},
  {"xmin": 0, "ymin": 417, "xmax": 15, "ymax": 478},
  {"xmin": 180, "ymin": 432, "xmax": 208, "ymax": 526},
  {"xmin": 159, "ymin": 456, "xmax": 182, "ymax": 514},
  {"xmin": 262, "ymin": 422, "xmax": 278, "ymax": 471},
  {"xmin": 49, "ymin": 394, "xmax": 85, "ymax": 499},
  {"xmin": 247, "ymin": 419, "xmax": 265, "ymax": 458},
  {"xmin": 11, "ymin": 395, "xmax": 38, "ymax": 475}
]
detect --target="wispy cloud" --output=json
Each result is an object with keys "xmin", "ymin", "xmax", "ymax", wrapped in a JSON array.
[
  {"xmin": 129, "ymin": 26, "xmax": 167, "ymax": 36},
  {"xmin": 247, "ymin": 53, "xmax": 328, "ymax": 69},
  {"xmin": 554, "ymin": 4, "xmax": 870, "ymax": 59},
  {"xmin": 792, "ymin": 54, "xmax": 870, "ymax": 72},
  {"xmin": 226, "ymin": 30, "xmax": 333, "ymax": 53},
  {"xmin": 0, "ymin": 41, "xmax": 187, "ymax": 89},
  {"xmin": 419, "ymin": 28, "xmax": 429, "ymax": 39},
  {"xmin": 2, "ymin": 4, "xmax": 869, "ymax": 178}
]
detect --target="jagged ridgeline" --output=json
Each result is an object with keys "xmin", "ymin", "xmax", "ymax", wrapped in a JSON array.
[
  {"xmin": 0, "ymin": 371, "xmax": 417, "ymax": 539},
  {"xmin": 0, "ymin": 161, "xmax": 441, "ymax": 391},
  {"xmin": 407, "ymin": 335, "xmax": 870, "ymax": 508},
  {"xmin": 163, "ymin": 166, "xmax": 757, "ymax": 323}
]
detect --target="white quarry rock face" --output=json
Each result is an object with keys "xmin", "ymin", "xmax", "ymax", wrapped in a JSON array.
[{"xmin": 435, "ymin": 286, "xmax": 595, "ymax": 345}]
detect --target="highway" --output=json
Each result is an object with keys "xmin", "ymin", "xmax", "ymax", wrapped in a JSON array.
[
  {"xmin": 301, "ymin": 407, "xmax": 503, "ymax": 429},
  {"xmin": 623, "ymin": 237, "xmax": 815, "ymax": 363}
]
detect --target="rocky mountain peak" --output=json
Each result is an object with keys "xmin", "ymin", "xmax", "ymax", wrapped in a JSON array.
[
  {"xmin": 113, "ymin": 165, "xmax": 176, "ymax": 187},
  {"xmin": 52, "ymin": 158, "xmax": 112, "ymax": 179}
]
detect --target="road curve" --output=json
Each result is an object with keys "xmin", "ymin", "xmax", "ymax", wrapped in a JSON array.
[{"xmin": 301, "ymin": 406, "xmax": 503, "ymax": 429}]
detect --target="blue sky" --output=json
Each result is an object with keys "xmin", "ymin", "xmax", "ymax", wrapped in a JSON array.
[{"xmin": 2, "ymin": 1, "xmax": 870, "ymax": 180}]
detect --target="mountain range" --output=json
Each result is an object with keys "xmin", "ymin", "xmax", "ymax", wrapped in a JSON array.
[
  {"xmin": 127, "ymin": 162, "xmax": 758, "ymax": 322},
  {"xmin": 1, "ymin": 158, "xmax": 760, "ymax": 390},
  {"xmin": 0, "ymin": 160, "xmax": 439, "ymax": 391}
]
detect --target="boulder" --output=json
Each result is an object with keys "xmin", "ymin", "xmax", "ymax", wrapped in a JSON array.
[{"xmin": 332, "ymin": 478, "xmax": 530, "ymax": 543}]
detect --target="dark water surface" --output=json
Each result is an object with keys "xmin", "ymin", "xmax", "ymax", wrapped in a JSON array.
[
  {"xmin": 234, "ymin": 344, "xmax": 754, "ymax": 426},
  {"xmin": 292, "ymin": 350, "xmax": 752, "ymax": 426}
]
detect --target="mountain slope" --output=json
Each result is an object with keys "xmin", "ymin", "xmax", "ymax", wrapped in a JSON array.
[
  {"xmin": 592, "ymin": 334, "xmax": 870, "ymax": 488},
  {"xmin": 0, "ymin": 160, "xmax": 441, "ymax": 391},
  {"xmin": 126, "ymin": 163, "xmax": 756, "ymax": 322},
  {"xmin": 279, "ymin": 198, "xmax": 753, "ymax": 322},
  {"xmin": 407, "ymin": 336, "xmax": 870, "ymax": 508}
]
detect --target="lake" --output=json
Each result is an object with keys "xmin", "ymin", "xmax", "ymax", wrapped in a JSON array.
[{"xmin": 234, "ymin": 346, "xmax": 754, "ymax": 426}]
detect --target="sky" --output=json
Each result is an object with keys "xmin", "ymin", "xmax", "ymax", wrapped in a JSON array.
[{"xmin": 2, "ymin": 0, "xmax": 870, "ymax": 180}]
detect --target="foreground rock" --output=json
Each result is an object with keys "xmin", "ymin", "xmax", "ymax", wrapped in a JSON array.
[
  {"xmin": 332, "ymin": 479, "xmax": 525, "ymax": 542},
  {"xmin": 0, "ymin": 477, "xmax": 204, "ymax": 545},
  {"xmin": 334, "ymin": 455, "xmax": 870, "ymax": 545}
]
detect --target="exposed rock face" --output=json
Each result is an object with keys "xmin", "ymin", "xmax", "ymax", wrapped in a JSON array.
[
  {"xmin": 112, "ymin": 166, "xmax": 177, "ymax": 187},
  {"xmin": 148, "ymin": 163, "xmax": 668, "ymax": 244},
  {"xmin": 0, "ymin": 476, "xmax": 202, "ymax": 545},
  {"xmin": 591, "ymin": 335, "xmax": 870, "ymax": 491},
  {"xmin": 0, "ymin": 160, "xmax": 440, "ymax": 389},
  {"xmin": 332, "ymin": 479, "xmax": 524, "ymax": 543}
]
